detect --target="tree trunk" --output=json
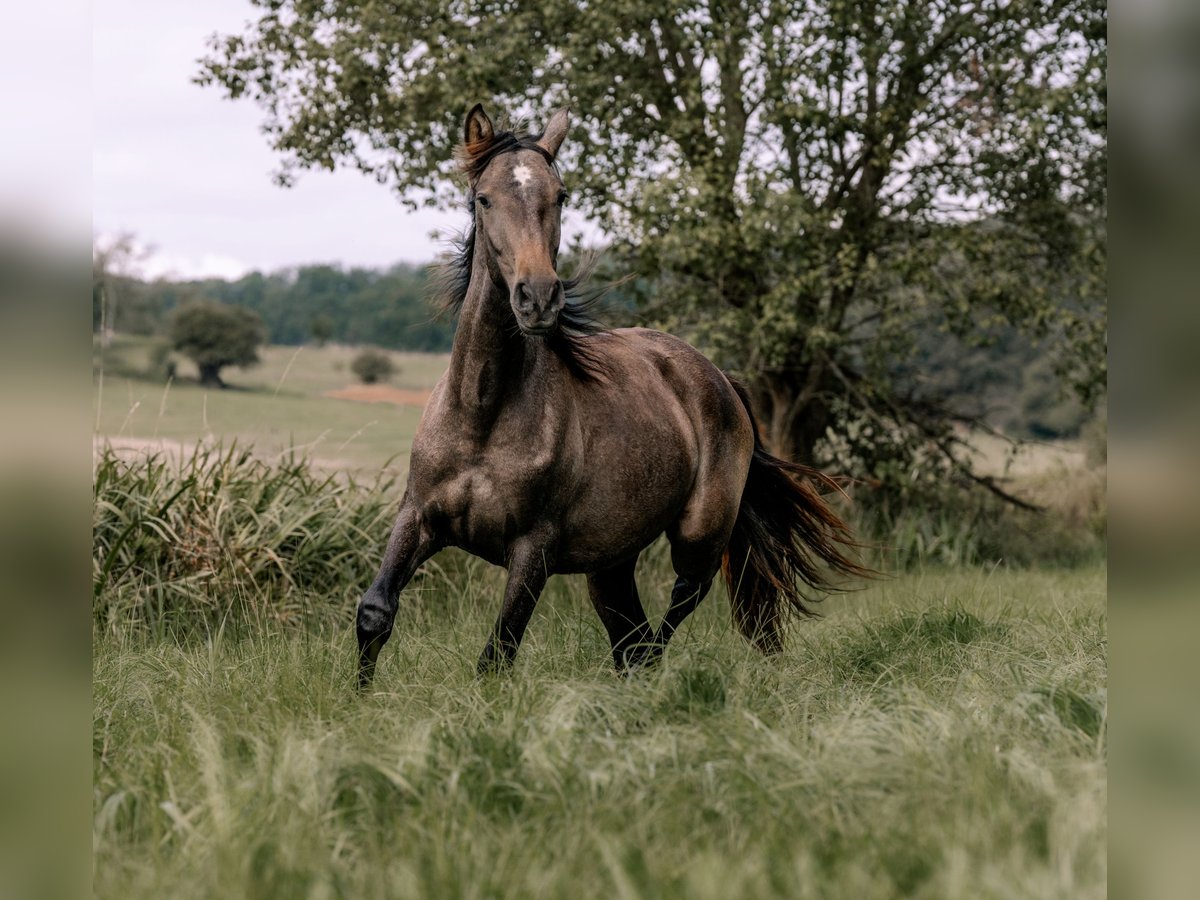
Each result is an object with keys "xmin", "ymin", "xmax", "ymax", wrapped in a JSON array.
[
  {"xmin": 198, "ymin": 364, "xmax": 225, "ymax": 389},
  {"xmin": 754, "ymin": 372, "xmax": 831, "ymax": 466}
]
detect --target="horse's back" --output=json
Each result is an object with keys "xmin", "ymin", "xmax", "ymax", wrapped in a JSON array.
[{"xmin": 598, "ymin": 328, "xmax": 753, "ymax": 444}]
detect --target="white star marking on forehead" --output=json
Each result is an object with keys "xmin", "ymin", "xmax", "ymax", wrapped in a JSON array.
[{"xmin": 511, "ymin": 163, "xmax": 533, "ymax": 188}]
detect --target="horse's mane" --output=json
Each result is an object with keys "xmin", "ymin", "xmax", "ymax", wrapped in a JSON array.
[{"xmin": 432, "ymin": 123, "xmax": 613, "ymax": 382}]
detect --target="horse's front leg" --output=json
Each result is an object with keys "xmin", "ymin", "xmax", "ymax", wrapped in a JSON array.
[
  {"xmin": 477, "ymin": 541, "xmax": 552, "ymax": 675},
  {"xmin": 356, "ymin": 501, "xmax": 436, "ymax": 690}
]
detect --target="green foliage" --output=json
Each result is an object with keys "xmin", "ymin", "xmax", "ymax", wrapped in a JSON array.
[
  {"xmin": 168, "ymin": 300, "xmax": 267, "ymax": 387},
  {"xmin": 897, "ymin": 319, "xmax": 1090, "ymax": 440},
  {"xmin": 350, "ymin": 347, "xmax": 396, "ymax": 384},
  {"xmin": 128, "ymin": 263, "xmax": 455, "ymax": 352},
  {"xmin": 198, "ymin": 0, "xmax": 1107, "ymax": 486}
]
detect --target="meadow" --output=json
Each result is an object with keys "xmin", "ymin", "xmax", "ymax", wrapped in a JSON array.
[
  {"xmin": 92, "ymin": 338, "xmax": 1107, "ymax": 899},
  {"xmin": 93, "ymin": 335, "xmax": 447, "ymax": 474},
  {"xmin": 93, "ymin": 561, "xmax": 1106, "ymax": 899}
]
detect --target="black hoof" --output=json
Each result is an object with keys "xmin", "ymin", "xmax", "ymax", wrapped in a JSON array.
[{"xmin": 355, "ymin": 586, "xmax": 394, "ymax": 691}]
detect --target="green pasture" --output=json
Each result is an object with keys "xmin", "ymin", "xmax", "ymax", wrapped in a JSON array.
[
  {"xmin": 94, "ymin": 562, "xmax": 1106, "ymax": 900},
  {"xmin": 92, "ymin": 334, "xmax": 1096, "ymax": 488},
  {"xmin": 92, "ymin": 334, "xmax": 1106, "ymax": 899},
  {"xmin": 93, "ymin": 335, "xmax": 447, "ymax": 473},
  {"xmin": 91, "ymin": 443, "xmax": 1106, "ymax": 899}
]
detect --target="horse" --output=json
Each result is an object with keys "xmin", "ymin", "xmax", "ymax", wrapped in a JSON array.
[{"xmin": 355, "ymin": 104, "xmax": 869, "ymax": 688}]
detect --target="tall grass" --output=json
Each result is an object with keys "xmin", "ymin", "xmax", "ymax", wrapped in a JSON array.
[
  {"xmin": 93, "ymin": 446, "xmax": 1106, "ymax": 898},
  {"xmin": 93, "ymin": 443, "xmax": 402, "ymax": 636},
  {"xmin": 93, "ymin": 567, "xmax": 1106, "ymax": 899},
  {"xmin": 852, "ymin": 466, "xmax": 1107, "ymax": 570},
  {"xmin": 93, "ymin": 444, "xmax": 1106, "ymax": 640}
]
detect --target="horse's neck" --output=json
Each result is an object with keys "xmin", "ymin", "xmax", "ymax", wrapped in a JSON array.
[{"xmin": 444, "ymin": 253, "xmax": 533, "ymax": 427}]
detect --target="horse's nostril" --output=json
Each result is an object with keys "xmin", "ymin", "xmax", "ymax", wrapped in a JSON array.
[{"xmin": 514, "ymin": 279, "xmax": 563, "ymax": 316}]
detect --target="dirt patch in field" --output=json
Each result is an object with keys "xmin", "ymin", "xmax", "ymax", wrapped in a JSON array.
[
  {"xmin": 324, "ymin": 384, "xmax": 433, "ymax": 408},
  {"xmin": 94, "ymin": 436, "xmax": 368, "ymax": 475}
]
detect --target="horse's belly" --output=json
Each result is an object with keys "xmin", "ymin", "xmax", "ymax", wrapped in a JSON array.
[
  {"xmin": 554, "ymin": 449, "xmax": 694, "ymax": 572},
  {"xmin": 555, "ymin": 512, "xmax": 679, "ymax": 573}
]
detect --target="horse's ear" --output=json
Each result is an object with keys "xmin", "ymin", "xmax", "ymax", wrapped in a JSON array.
[
  {"xmin": 537, "ymin": 107, "xmax": 570, "ymax": 159},
  {"xmin": 464, "ymin": 103, "xmax": 494, "ymax": 150}
]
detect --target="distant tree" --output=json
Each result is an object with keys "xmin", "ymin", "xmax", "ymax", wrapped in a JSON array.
[
  {"xmin": 351, "ymin": 348, "xmax": 396, "ymax": 384},
  {"xmin": 310, "ymin": 313, "xmax": 336, "ymax": 346},
  {"xmin": 169, "ymin": 300, "xmax": 266, "ymax": 388},
  {"xmin": 129, "ymin": 263, "xmax": 455, "ymax": 353}
]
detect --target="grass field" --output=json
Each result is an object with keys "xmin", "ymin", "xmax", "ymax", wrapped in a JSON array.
[
  {"xmin": 93, "ymin": 564, "xmax": 1106, "ymax": 899},
  {"xmin": 92, "ymin": 335, "xmax": 1106, "ymax": 898},
  {"xmin": 93, "ymin": 335, "xmax": 448, "ymax": 473}
]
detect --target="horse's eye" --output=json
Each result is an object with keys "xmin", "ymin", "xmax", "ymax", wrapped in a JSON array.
[
  {"xmin": 477, "ymin": 195, "xmax": 491, "ymax": 209},
  {"xmin": 557, "ymin": 191, "xmax": 568, "ymax": 208}
]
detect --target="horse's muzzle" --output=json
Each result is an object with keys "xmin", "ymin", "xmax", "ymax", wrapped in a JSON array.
[{"xmin": 513, "ymin": 278, "xmax": 565, "ymax": 333}]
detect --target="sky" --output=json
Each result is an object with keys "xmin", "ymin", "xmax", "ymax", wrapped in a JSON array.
[
  {"xmin": 92, "ymin": 1, "xmax": 593, "ymax": 281},
  {"xmin": 1, "ymin": 3, "xmax": 90, "ymax": 244}
]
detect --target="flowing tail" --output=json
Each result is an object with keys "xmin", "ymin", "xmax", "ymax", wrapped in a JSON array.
[{"xmin": 722, "ymin": 380, "xmax": 874, "ymax": 653}]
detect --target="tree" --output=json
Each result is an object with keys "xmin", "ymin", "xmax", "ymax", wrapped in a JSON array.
[
  {"xmin": 169, "ymin": 300, "xmax": 266, "ymax": 388},
  {"xmin": 120, "ymin": 264, "xmax": 457, "ymax": 353},
  {"xmin": 199, "ymin": 0, "xmax": 1106, "ymax": 498},
  {"xmin": 310, "ymin": 313, "xmax": 336, "ymax": 346},
  {"xmin": 351, "ymin": 348, "xmax": 396, "ymax": 384}
]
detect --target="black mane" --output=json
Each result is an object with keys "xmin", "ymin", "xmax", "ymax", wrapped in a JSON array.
[{"xmin": 433, "ymin": 126, "xmax": 613, "ymax": 382}]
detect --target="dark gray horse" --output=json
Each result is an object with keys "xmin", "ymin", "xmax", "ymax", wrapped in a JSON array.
[{"xmin": 356, "ymin": 104, "xmax": 867, "ymax": 687}]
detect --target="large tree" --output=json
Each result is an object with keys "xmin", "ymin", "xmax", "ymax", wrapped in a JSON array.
[{"xmin": 199, "ymin": 0, "xmax": 1105, "ymax": 494}]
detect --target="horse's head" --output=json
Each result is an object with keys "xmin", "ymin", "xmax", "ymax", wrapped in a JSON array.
[{"xmin": 459, "ymin": 104, "xmax": 571, "ymax": 335}]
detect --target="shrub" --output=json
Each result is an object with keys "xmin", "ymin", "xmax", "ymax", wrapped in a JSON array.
[{"xmin": 351, "ymin": 348, "xmax": 395, "ymax": 384}]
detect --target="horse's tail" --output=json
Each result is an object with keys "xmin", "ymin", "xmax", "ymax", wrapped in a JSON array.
[{"xmin": 721, "ymin": 380, "xmax": 873, "ymax": 653}]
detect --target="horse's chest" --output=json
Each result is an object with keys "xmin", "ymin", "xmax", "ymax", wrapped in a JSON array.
[
  {"xmin": 430, "ymin": 462, "xmax": 551, "ymax": 555},
  {"xmin": 412, "ymin": 417, "xmax": 563, "ymax": 552}
]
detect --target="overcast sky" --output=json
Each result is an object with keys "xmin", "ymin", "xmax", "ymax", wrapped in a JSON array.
[{"xmin": 93, "ymin": 1, "xmax": 591, "ymax": 280}]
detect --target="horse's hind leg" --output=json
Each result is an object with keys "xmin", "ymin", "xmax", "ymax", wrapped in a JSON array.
[
  {"xmin": 587, "ymin": 556, "xmax": 655, "ymax": 672},
  {"xmin": 657, "ymin": 478, "xmax": 741, "ymax": 653},
  {"xmin": 356, "ymin": 502, "xmax": 436, "ymax": 690},
  {"xmin": 657, "ymin": 576, "xmax": 714, "ymax": 650}
]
